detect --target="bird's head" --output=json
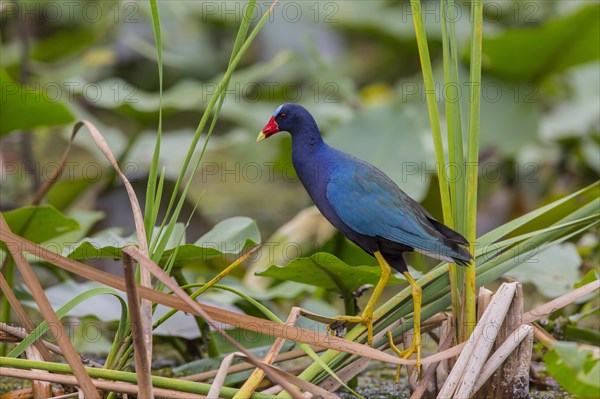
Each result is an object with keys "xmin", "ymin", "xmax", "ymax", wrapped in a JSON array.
[{"xmin": 256, "ymin": 103, "xmax": 315, "ymax": 142}]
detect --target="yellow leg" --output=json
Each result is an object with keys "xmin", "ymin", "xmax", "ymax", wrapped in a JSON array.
[
  {"xmin": 332, "ymin": 250, "xmax": 391, "ymax": 345},
  {"xmin": 387, "ymin": 271, "xmax": 422, "ymax": 382}
]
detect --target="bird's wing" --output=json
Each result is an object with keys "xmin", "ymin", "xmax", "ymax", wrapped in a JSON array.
[{"xmin": 325, "ymin": 161, "xmax": 445, "ymax": 253}]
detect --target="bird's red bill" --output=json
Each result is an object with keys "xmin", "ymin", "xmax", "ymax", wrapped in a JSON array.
[{"xmin": 261, "ymin": 116, "xmax": 279, "ymax": 137}]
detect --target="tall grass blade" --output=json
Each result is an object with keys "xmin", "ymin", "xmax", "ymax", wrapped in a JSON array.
[
  {"xmin": 191, "ymin": 0, "xmax": 258, "ymax": 195},
  {"xmin": 441, "ymin": 0, "xmax": 467, "ymax": 233},
  {"xmin": 441, "ymin": 0, "xmax": 467, "ymax": 339},
  {"xmin": 480, "ymin": 181, "xmax": 598, "ymax": 244},
  {"xmin": 464, "ymin": 0, "xmax": 484, "ymax": 339},
  {"xmin": 153, "ymin": 0, "xmax": 260, "ymax": 260},
  {"xmin": 144, "ymin": 0, "xmax": 164, "ymax": 241},
  {"xmin": 409, "ymin": 0, "xmax": 453, "ymax": 223},
  {"xmin": 7, "ymin": 288, "xmax": 128, "ymax": 362},
  {"xmin": 152, "ymin": 1, "xmax": 276, "ymax": 265}
]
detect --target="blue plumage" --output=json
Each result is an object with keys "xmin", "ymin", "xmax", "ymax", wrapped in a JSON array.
[{"xmin": 258, "ymin": 103, "xmax": 472, "ymax": 273}]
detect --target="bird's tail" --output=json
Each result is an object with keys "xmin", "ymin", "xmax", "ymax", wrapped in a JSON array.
[
  {"xmin": 427, "ymin": 217, "xmax": 473, "ymax": 266},
  {"xmin": 449, "ymin": 248, "xmax": 473, "ymax": 266}
]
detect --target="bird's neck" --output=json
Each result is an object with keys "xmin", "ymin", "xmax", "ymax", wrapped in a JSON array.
[
  {"xmin": 291, "ymin": 122, "xmax": 324, "ymax": 156},
  {"xmin": 291, "ymin": 125, "xmax": 333, "ymax": 196}
]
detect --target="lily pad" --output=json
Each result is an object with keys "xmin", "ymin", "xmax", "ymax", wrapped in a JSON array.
[
  {"xmin": 194, "ymin": 216, "xmax": 260, "ymax": 254},
  {"xmin": 3, "ymin": 205, "xmax": 80, "ymax": 244},
  {"xmin": 482, "ymin": 5, "xmax": 600, "ymax": 82},
  {"xmin": 63, "ymin": 230, "xmax": 137, "ymax": 260},
  {"xmin": 256, "ymin": 252, "xmax": 403, "ymax": 297},
  {"xmin": 63, "ymin": 217, "xmax": 260, "ymax": 266},
  {"xmin": 507, "ymin": 243, "xmax": 581, "ymax": 298},
  {"xmin": 0, "ymin": 69, "xmax": 74, "ymax": 136}
]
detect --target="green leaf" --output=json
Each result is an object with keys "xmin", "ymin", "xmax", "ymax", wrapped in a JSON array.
[
  {"xmin": 162, "ymin": 217, "xmax": 261, "ymax": 266},
  {"xmin": 2, "ymin": 205, "xmax": 79, "ymax": 244},
  {"xmin": 144, "ymin": 0, "xmax": 165, "ymax": 244},
  {"xmin": 507, "ymin": 243, "xmax": 581, "ymax": 298},
  {"xmin": 64, "ymin": 217, "xmax": 260, "ymax": 265},
  {"xmin": 31, "ymin": 28, "xmax": 96, "ymax": 63},
  {"xmin": 46, "ymin": 179, "xmax": 95, "ymax": 211},
  {"xmin": 64, "ymin": 223, "xmax": 184, "ymax": 261},
  {"xmin": 194, "ymin": 216, "xmax": 260, "ymax": 254},
  {"xmin": 544, "ymin": 341, "xmax": 600, "ymax": 398},
  {"xmin": 563, "ymin": 325, "xmax": 600, "ymax": 346},
  {"xmin": 256, "ymin": 252, "xmax": 403, "ymax": 297},
  {"xmin": 570, "ymin": 306, "xmax": 600, "ymax": 325},
  {"xmin": 482, "ymin": 5, "xmax": 600, "ymax": 82},
  {"xmin": 575, "ymin": 270, "xmax": 599, "ymax": 289},
  {"xmin": 160, "ymin": 245, "xmax": 223, "ymax": 267},
  {"xmin": 49, "ymin": 210, "xmax": 105, "ymax": 249},
  {"xmin": 63, "ymin": 230, "xmax": 136, "ymax": 260},
  {"xmin": 0, "ymin": 69, "xmax": 74, "ymax": 135}
]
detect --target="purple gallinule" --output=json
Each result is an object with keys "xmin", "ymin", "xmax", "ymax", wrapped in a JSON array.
[{"xmin": 257, "ymin": 103, "xmax": 472, "ymax": 369}]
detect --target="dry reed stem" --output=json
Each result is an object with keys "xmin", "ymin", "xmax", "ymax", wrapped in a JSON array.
[
  {"xmin": 1, "ymin": 227, "xmax": 411, "ymax": 366},
  {"xmin": 123, "ymin": 253, "xmax": 154, "ymax": 399},
  {"xmin": 182, "ymin": 346, "xmax": 324, "ymax": 382},
  {"xmin": 437, "ymin": 282, "xmax": 517, "ymax": 398},
  {"xmin": 71, "ymin": 121, "xmax": 153, "ymax": 365},
  {"xmin": 435, "ymin": 318, "xmax": 453, "ymax": 394},
  {"xmin": 122, "ymin": 246, "xmax": 308, "ymax": 399},
  {"xmin": 0, "ymin": 274, "xmax": 52, "ymax": 362},
  {"xmin": 472, "ymin": 325, "xmax": 534, "ymax": 394},
  {"xmin": 319, "ymin": 319, "xmax": 403, "ymax": 392},
  {"xmin": 235, "ymin": 308, "xmax": 303, "ymax": 398},
  {"xmin": 2, "ymin": 222, "xmax": 598, "ymax": 396},
  {"xmin": 24, "ymin": 345, "xmax": 52, "ymax": 399},
  {"xmin": 0, "ymin": 323, "xmax": 104, "ymax": 368},
  {"xmin": 0, "ymin": 216, "xmax": 99, "ymax": 399},
  {"xmin": 0, "ymin": 367, "xmax": 206, "ymax": 399},
  {"xmin": 454, "ymin": 283, "xmax": 518, "ymax": 398},
  {"xmin": 532, "ymin": 322, "xmax": 556, "ymax": 347},
  {"xmin": 476, "ymin": 287, "xmax": 493, "ymax": 323},
  {"xmin": 208, "ymin": 352, "xmax": 238, "ymax": 399},
  {"xmin": 476, "ymin": 282, "xmax": 530, "ymax": 398},
  {"xmin": 231, "ymin": 353, "xmax": 341, "ymax": 399},
  {"xmin": 4, "ymin": 224, "xmax": 598, "ymax": 368}
]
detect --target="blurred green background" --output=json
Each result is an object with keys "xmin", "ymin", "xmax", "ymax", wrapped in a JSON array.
[{"xmin": 2, "ymin": 1, "xmax": 598, "ymax": 236}]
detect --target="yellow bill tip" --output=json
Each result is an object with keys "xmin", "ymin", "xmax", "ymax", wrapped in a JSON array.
[{"xmin": 256, "ymin": 131, "xmax": 266, "ymax": 142}]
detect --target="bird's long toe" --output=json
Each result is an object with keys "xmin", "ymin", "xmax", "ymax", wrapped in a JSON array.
[
  {"xmin": 330, "ymin": 314, "xmax": 374, "ymax": 345},
  {"xmin": 387, "ymin": 331, "xmax": 422, "ymax": 384}
]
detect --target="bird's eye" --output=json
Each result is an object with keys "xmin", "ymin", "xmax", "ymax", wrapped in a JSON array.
[{"xmin": 278, "ymin": 113, "xmax": 286, "ymax": 119}]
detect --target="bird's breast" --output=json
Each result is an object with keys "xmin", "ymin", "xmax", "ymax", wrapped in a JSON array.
[
  {"xmin": 292, "ymin": 156, "xmax": 330, "ymax": 198},
  {"xmin": 292, "ymin": 152, "xmax": 360, "ymax": 238}
]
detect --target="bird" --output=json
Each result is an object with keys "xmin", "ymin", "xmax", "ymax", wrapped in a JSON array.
[{"xmin": 257, "ymin": 103, "xmax": 472, "ymax": 370}]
